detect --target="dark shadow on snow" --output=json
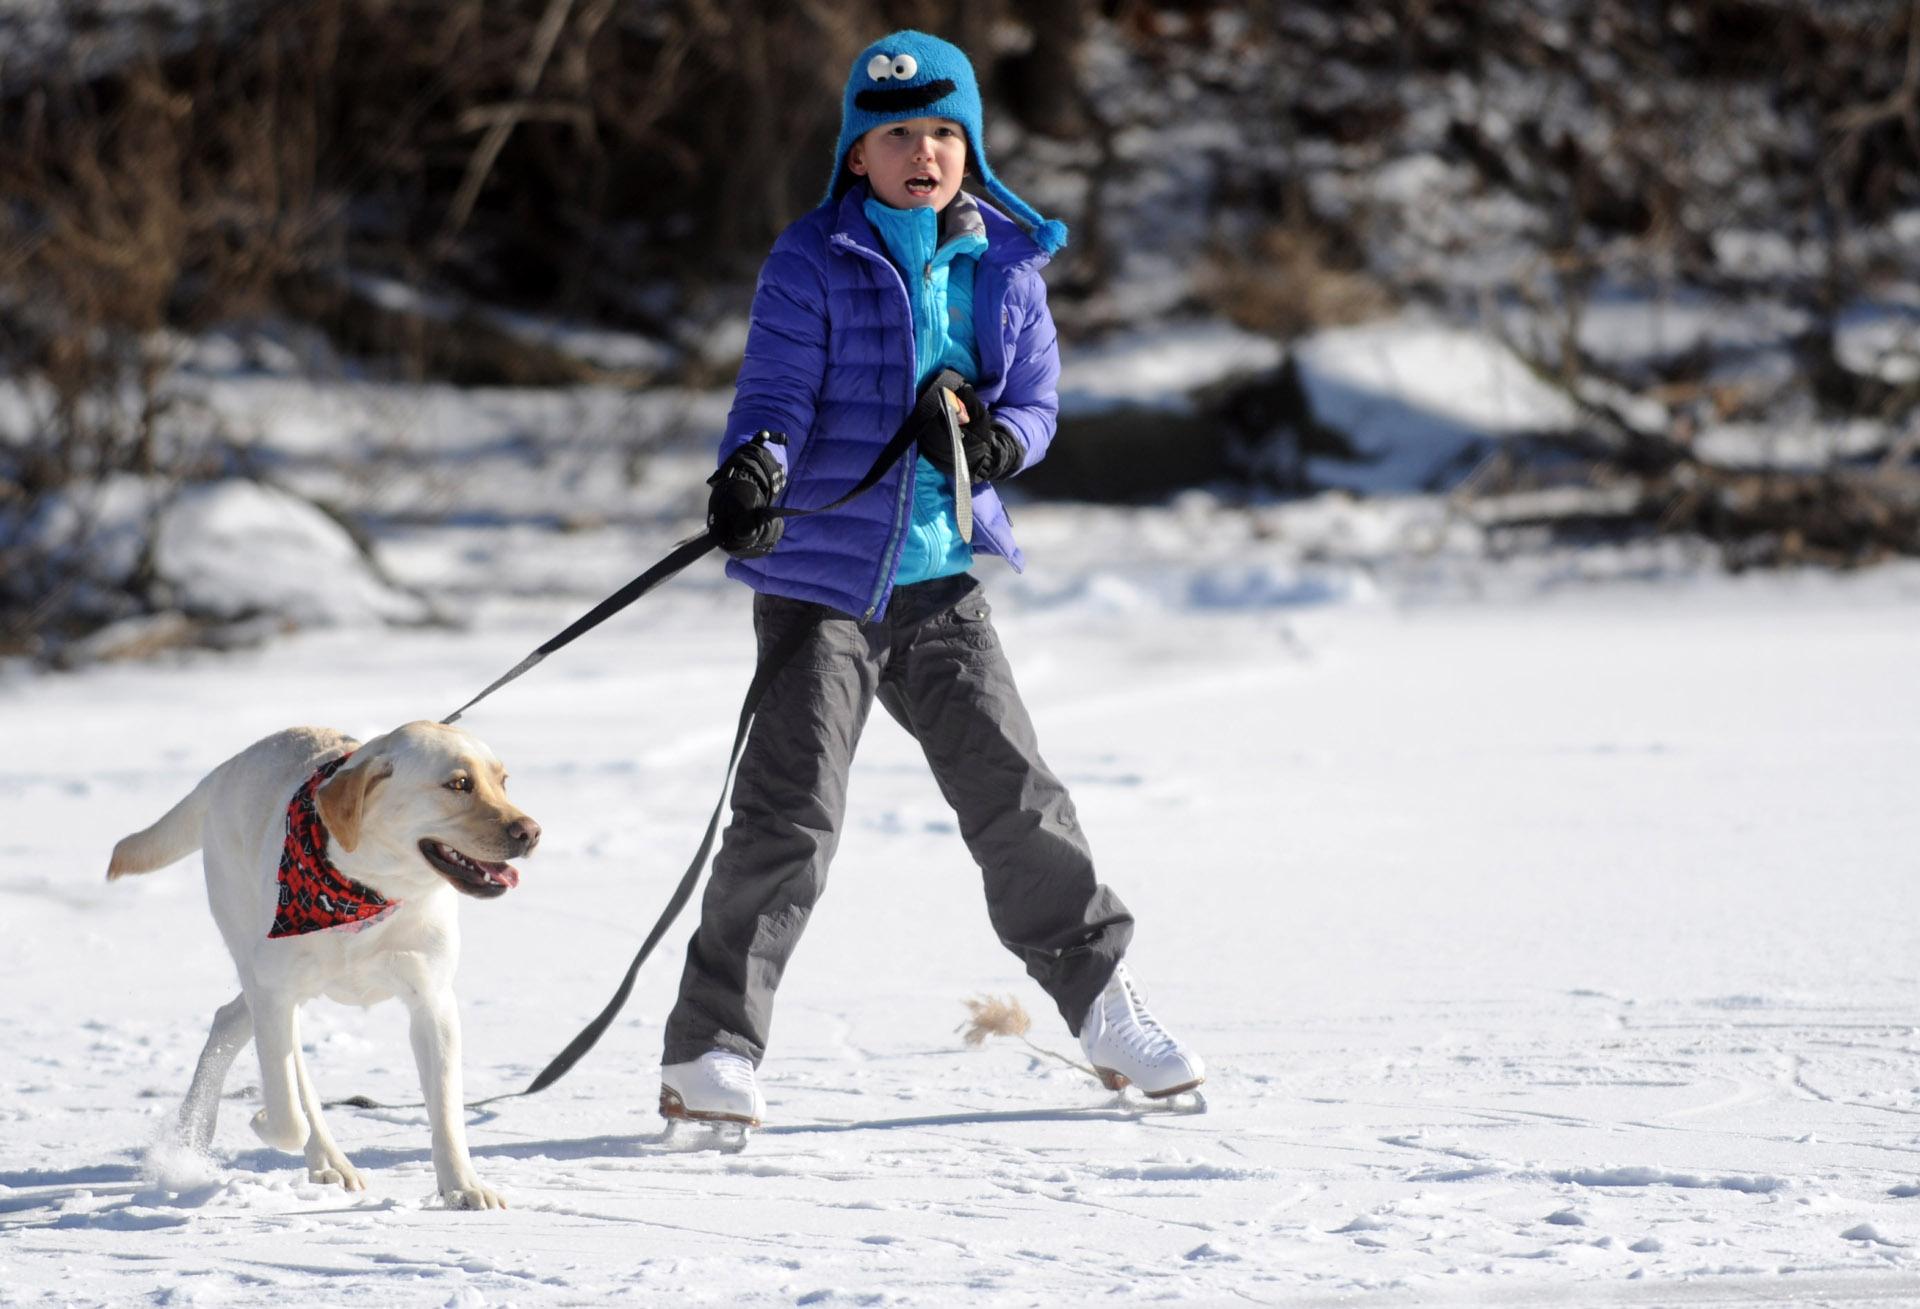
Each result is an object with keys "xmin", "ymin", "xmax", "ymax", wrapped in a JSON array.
[
  {"xmin": 4, "ymin": 1100, "xmax": 1200, "ymax": 1217},
  {"xmin": 758, "ymin": 1101, "xmax": 1198, "ymax": 1135},
  {"xmin": 0, "ymin": 1163, "xmax": 143, "ymax": 1188}
]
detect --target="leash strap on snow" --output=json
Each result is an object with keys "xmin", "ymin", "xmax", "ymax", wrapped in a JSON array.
[
  {"xmin": 325, "ymin": 619, "xmax": 817, "ymax": 1112},
  {"xmin": 516, "ymin": 610, "xmax": 817, "ymax": 1095},
  {"xmin": 323, "ymin": 619, "xmax": 818, "ymax": 1114}
]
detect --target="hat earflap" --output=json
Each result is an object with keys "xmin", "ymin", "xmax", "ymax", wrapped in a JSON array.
[{"xmin": 972, "ymin": 156, "xmax": 1069, "ymax": 254}]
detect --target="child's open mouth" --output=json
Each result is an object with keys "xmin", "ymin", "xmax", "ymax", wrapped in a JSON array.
[{"xmin": 905, "ymin": 175, "xmax": 938, "ymax": 197}]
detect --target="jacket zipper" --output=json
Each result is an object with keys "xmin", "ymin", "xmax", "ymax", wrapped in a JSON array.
[
  {"xmin": 833, "ymin": 232, "xmax": 920, "ymax": 620},
  {"xmin": 836, "ymin": 224, "xmax": 1015, "ymax": 614}
]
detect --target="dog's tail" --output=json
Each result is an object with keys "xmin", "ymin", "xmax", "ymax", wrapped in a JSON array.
[{"xmin": 107, "ymin": 775, "xmax": 216, "ymax": 880}]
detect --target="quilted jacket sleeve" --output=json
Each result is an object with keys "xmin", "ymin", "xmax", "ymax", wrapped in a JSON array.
[
  {"xmin": 983, "ymin": 269, "xmax": 1061, "ymax": 476},
  {"xmin": 720, "ymin": 228, "xmax": 831, "ymax": 474}
]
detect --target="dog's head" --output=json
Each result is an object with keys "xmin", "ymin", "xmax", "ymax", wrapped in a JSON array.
[{"xmin": 315, "ymin": 721, "xmax": 540, "ymax": 900}]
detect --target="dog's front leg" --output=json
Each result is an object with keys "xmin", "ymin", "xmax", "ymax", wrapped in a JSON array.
[
  {"xmin": 292, "ymin": 1047, "xmax": 366, "ymax": 1191},
  {"xmin": 403, "ymin": 982, "xmax": 502, "ymax": 1210},
  {"xmin": 247, "ymin": 991, "xmax": 310, "ymax": 1152}
]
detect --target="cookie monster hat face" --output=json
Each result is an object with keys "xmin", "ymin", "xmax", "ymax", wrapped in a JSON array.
[{"xmin": 828, "ymin": 30, "xmax": 1067, "ymax": 254}]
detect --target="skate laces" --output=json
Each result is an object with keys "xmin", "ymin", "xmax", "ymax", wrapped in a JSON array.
[
  {"xmin": 1094, "ymin": 967, "xmax": 1181, "ymax": 1063},
  {"xmin": 705, "ymin": 1051, "xmax": 757, "ymax": 1091}
]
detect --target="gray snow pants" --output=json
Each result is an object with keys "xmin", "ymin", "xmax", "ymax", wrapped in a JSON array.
[{"xmin": 662, "ymin": 572, "xmax": 1134, "ymax": 1066}]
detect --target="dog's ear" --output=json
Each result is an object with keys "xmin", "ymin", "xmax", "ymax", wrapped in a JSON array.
[{"xmin": 316, "ymin": 758, "xmax": 394, "ymax": 853}]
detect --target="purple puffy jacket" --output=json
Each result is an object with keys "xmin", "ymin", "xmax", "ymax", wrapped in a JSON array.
[{"xmin": 719, "ymin": 184, "xmax": 1062, "ymax": 621}]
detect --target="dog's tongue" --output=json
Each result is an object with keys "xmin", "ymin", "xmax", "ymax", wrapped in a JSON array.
[{"xmin": 475, "ymin": 860, "xmax": 520, "ymax": 889}]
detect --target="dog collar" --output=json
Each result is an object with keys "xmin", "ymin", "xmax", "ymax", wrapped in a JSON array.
[{"xmin": 269, "ymin": 752, "xmax": 401, "ymax": 938}]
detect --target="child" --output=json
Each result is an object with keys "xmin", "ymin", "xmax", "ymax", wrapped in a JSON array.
[{"xmin": 660, "ymin": 30, "xmax": 1203, "ymax": 1126}]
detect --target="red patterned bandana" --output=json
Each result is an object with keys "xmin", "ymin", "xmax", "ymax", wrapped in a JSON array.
[{"xmin": 268, "ymin": 752, "xmax": 402, "ymax": 938}]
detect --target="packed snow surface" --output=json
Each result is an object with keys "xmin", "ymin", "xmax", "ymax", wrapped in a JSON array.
[{"xmin": 6, "ymin": 520, "xmax": 1920, "ymax": 1305}]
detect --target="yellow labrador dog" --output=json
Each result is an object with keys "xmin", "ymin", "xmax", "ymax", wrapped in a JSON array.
[{"xmin": 107, "ymin": 722, "xmax": 539, "ymax": 1209}]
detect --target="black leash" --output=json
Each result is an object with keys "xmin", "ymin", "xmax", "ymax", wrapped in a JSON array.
[
  {"xmin": 329, "ymin": 615, "xmax": 818, "ymax": 1113},
  {"xmin": 511, "ymin": 610, "xmax": 816, "ymax": 1094},
  {"xmin": 438, "ymin": 531, "xmax": 719, "ymax": 728},
  {"xmin": 439, "ymin": 373, "xmax": 954, "ymax": 728},
  {"xmin": 325, "ymin": 384, "xmax": 957, "ymax": 1113}
]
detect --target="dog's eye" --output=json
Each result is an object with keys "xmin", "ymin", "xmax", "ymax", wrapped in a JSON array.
[{"xmin": 446, "ymin": 776, "xmax": 472, "ymax": 793}]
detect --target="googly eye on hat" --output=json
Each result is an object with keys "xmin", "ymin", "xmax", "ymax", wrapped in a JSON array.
[
  {"xmin": 867, "ymin": 52, "xmax": 917, "ymax": 81},
  {"xmin": 828, "ymin": 30, "xmax": 1067, "ymax": 254}
]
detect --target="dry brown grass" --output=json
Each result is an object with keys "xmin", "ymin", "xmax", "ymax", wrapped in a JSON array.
[
  {"xmin": 957, "ymin": 993, "xmax": 1035, "ymax": 1046},
  {"xmin": 0, "ymin": 8, "xmax": 327, "ymax": 491},
  {"xmin": 957, "ymin": 993, "xmax": 1098, "ymax": 1082}
]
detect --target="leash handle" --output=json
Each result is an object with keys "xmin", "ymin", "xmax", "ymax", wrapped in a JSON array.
[{"xmin": 942, "ymin": 379, "xmax": 972, "ymax": 544}]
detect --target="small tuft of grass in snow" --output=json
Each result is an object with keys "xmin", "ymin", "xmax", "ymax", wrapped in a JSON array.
[
  {"xmin": 957, "ymin": 994, "xmax": 1099, "ymax": 1083},
  {"xmin": 957, "ymin": 994, "xmax": 1032, "ymax": 1045}
]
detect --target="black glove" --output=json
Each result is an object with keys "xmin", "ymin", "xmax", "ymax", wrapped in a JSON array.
[
  {"xmin": 913, "ymin": 379, "xmax": 1025, "ymax": 483},
  {"xmin": 707, "ymin": 433, "xmax": 787, "ymax": 559}
]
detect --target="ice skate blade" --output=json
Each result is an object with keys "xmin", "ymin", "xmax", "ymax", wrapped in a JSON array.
[
  {"xmin": 1149, "ymin": 1088, "xmax": 1208, "ymax": 1115},
  {"xmin": 659, "ymin": 1112, "xmax": 752, "ymax": 1154},
  {"xmin": 1104, "ymin": 1086, "xmax": 1207, "ymax": 1115},
  {"xmin": 659, "ymin": 1086, "xmax": 761, "ymax": 1129},
  {"xmin": 1093, "ymin": 1066, "xmax": 1206, "ymax": 1101}
]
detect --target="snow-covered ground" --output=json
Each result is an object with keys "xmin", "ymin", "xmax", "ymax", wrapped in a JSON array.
[
  {"xmin": 6, "ymin": 310, "xmax": 1920, "ymax": 1304},
  {"xmin": 7, "ymin": 509, "xmax": 1920, "ymax": 1304}
]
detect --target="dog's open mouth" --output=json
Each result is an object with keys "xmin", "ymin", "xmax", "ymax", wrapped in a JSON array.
[{"xmin": 418, "ymin": 839, "xmax": 520, "ymax": 898}]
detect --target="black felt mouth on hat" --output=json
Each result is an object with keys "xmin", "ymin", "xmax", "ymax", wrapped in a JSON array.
[{"xmin": 854, "ymin": 79, "xmax": 957, "ymax": 113}]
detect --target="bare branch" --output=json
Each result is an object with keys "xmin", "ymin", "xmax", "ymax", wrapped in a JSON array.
[{"xmin": 433, "ymin": 0, "xmax": 578, "ymax": 258}]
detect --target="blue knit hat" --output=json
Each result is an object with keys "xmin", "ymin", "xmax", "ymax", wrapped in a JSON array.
[{"xmin": 827, "ymin": 30, "xmax": 1068, "ymax": 254}]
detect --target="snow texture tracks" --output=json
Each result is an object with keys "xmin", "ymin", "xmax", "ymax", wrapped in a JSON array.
[
  {"xmin": 9, "ymin": 995, "xmax": 1920, "ymax": 1305},
  {"xmin": 7, "ymin": 563, "xmax": 1920, "ymax": 1303}
]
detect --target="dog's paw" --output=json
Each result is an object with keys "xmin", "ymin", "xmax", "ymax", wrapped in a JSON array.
[
  {"xmin": 308, "ymin": 1158, "xmax": 367, "ymax": 1191},
  {"xmin": 442, "ymin": 1182, "xmax": 506, "ymax": 1210}
]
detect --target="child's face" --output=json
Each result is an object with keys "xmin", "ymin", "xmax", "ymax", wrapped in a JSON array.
[{"xmin": 847, "ymin": 117, "xmax": 967, "ymax": 211}]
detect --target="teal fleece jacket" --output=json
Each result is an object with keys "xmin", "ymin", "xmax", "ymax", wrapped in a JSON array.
[{"xmin": 862, "ymin": 192, "xmax": 987, "ymax": 585}]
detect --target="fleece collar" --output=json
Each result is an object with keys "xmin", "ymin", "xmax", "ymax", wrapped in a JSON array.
[
  {"xmin": 834, "ymin": 183, "xmax": 1049, "ymax": 278},
  {"xmin": 268, "ymin": 752, "xmax": 401, "ymax": 939},
  {"xmin": 862, "ymin": 188, "xmax": 989, "ymax": 278}
]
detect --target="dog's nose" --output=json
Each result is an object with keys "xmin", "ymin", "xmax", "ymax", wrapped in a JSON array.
[{"xmin": 507, "ymin": 816, "xmax": 541, "ymax": 850}]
